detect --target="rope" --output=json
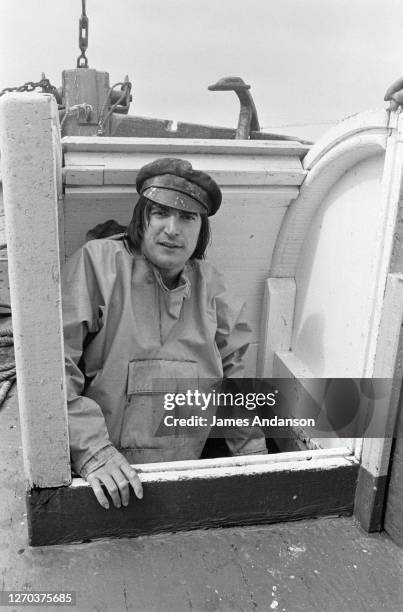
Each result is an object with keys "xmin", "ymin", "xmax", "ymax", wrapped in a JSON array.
[
  {"xmin": 0, "ymin": 329, "xmax": 13, "ymax": 337},
  {"xmin": 60, "ymin": 103, "xmax": 93, "ymax": 132},
  {"xmin": 0, "ymin": 362, "xmax": 15, "ymax": 372},
  {"xmin": 0, "ymin": 327, "xmax": 15, "ymax": 408},
  {"xmin": 0, "ymin": 379, "xmax": 16, "ymax": 407},
  {"xmin": 97, "ymin": 81, "xmax": 130, "ymax": 136},
  {"xmin": 0, "ymin": 368, "xmax": 15, "ymax": 382}
]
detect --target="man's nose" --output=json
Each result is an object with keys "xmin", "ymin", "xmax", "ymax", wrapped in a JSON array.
[{"xmin": 164, "ymin": 214, "xmax": 180, "ymax": 235}]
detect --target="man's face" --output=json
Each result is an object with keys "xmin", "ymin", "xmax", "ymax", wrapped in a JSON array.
[{"xmin": 141, "ymin": 202, "xmax": 202, "ymax": 280}]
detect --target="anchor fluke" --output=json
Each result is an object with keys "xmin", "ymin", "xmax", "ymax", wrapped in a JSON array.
[{"xmin": 208, "ymin": 76, "xmax": 259, "ymax": 139}]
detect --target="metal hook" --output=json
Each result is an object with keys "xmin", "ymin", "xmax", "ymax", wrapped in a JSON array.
[{"xmin": 77, "ymin": 0, "xmax": 89, "ymax": 68}]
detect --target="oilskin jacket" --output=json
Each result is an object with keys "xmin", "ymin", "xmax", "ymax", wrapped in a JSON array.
[{"xmin": 62, "ymin": 235, "xmax": 267, "ymax": 478}]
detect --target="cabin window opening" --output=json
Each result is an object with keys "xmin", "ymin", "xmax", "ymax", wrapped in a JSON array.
[{"xmin": 0, "ymin": 92, "xmax": 357, "ymax": 544}]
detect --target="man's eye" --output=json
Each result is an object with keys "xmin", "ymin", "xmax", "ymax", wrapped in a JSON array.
[
  {"xmin": 152, "ymin": 208, "xmax": 169, "ymax": 217},
  {"xmin": 180, "ymin": 212, "xmax": 197, "ymax": 221}
]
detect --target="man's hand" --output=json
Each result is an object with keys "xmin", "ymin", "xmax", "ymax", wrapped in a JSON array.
[{"xmin": 86, "ymin": 452, "xmax": 143, "ymax": 509}]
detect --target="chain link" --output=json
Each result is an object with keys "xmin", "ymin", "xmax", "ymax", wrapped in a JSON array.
[{"xmin": 0, "ymin": 77, "xmax": 59, "ymax": 99}]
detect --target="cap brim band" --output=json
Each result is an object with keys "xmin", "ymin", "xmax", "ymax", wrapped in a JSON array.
[{"xmin": 142, "ymin": 187, "xmax": 206, "ymax": 214}]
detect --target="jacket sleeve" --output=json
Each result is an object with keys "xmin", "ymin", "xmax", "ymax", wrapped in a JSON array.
[
  {"xmin": 62, "ymin": 246, "xmax": 119, "ymax": 478},
  {"xmin": 213, "ymin": 272, "xmax": 268, "ymax": 456}
]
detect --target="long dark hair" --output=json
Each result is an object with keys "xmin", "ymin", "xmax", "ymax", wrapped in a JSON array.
[{"xmin": 124, "ymin": 196, "xmax": 211, "ymax": 259}]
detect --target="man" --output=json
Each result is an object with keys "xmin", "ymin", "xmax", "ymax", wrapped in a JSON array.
[{"xmin": 62, "ymin": 157, "xmax": 267, "ymax": 510}]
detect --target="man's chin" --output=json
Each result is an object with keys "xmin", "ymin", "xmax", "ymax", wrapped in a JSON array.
[
  {"xmin": 142, "ymin": 245, "xmax": 188, "ymax": 272},
  {"xmin": 151, "ymin": 255, "xmax": 185, "ymax": 272}
]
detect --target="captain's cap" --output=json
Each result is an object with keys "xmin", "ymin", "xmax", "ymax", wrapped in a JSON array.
[{"xmin": 136, "ymin": 157, "xmax": 222, "ymax": 216}]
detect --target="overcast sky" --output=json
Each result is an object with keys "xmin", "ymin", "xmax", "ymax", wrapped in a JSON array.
[{"xmin": 1, "ymin": 0, "xmax": 402, "ymax": 141}]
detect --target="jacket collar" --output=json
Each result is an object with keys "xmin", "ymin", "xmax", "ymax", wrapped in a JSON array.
[{"xmin": 137, "ymin": 251, "xmax": 191, "ymax": 299}]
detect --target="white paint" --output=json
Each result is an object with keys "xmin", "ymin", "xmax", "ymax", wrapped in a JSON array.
[
  {"xmin": 0, "ymin": 93, "xmax": 71, "ymax": 488},
  {"xmin": 63, "ymin": 137, "xmax": 309, "ymax": 157},
  {"xmin": 130, "ymin": 446, "xmax": 352, "ymax": 472},
  {"xmin": 256, "ymin": 109, "xmax": 403, "ymax": 531},
  {"xmin": 357, "ymin": 119, "xmax": 403, "ymax": 480},
  {"xmin": 264, "ymin": 111, "xmax": 403, "ymax": 467},
  {"xmin": 293, "ymin": 153, "xmax": 384, "ymax": 377},
  {"xmin": 359, "ymin": 274, "xmax": 403, "ymax": 477},
  {"xmin": 271, "ymin": 135, "xmax": 387, "ymax": 279},
  {"xmin": 71, "ymin": 454, "xmax": 356, "ymax": 486},
  {"xmin": 273, "ymin": 352, "xmax": 354, "ymax": 451},
  {"xmin": 65, "ymin": 159, "xmax": 306, "ymax": 189},
  {"xmin": 303, "ymin": 109, "xmax": 390, "ymax": 171},
  {"xmin": 257, "ymin": 278, "xmax": 296, "ymax": 377}
]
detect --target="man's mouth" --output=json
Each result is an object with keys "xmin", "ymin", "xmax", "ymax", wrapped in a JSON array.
[{"xmin": 158, "ymin": 242, "xmax": 182, "ymax": 249}]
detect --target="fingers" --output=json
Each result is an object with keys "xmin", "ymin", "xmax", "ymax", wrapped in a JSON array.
[
  {"xmin": 86, "ymin": 455, "xmax": 143, "ymax": 509},
  {"xmin": 109, "ymin": 466, "xmax": 132, "ymax": 507},
  {"xmin": 389, "ymin": 99, "xmax": 400, "ymax": 112},
  {"xmin": 384, "ymin": 77, "xmax": 403, "ymax": 101},
  {"xmin": 121, "ymin": 463, "xmax": 143, "ymax": 500},
  {"xmin": 102, "ymin": 473, "xmax": 124, "ymax": 509},
  {"xmin": 392, "ymin": 90, "xmax": 403, "ymax": 105},
  {"xmin": 87, "ymin": 474, "xmax": 110, "ymax": 510}
]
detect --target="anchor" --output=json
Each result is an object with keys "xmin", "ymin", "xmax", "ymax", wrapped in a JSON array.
[{"xmin": 208, "ymin": 76, "xmax": 260, "ymax": 139}]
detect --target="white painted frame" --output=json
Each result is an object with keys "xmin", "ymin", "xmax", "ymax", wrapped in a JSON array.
[
  {"xmin": 72, "ymin": 447, "xmax": 353, "ymax": 487},
  {"xmin": 0, "ymin": 93, "xmax": 70, "ymax": 488},
  {"xmin": 257, "ymin": 109, "xmax": 403, "ymax": 502}
]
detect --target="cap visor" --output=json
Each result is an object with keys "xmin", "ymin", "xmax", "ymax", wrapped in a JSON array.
[{"xmin": 142, "ymin": 187, "xmax": 206, "ymax": 214}]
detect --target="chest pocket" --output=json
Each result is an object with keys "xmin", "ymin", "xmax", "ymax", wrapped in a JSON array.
[{"xmin": 119, "ymin": 359, "xmax": 198, "ymax": 450}]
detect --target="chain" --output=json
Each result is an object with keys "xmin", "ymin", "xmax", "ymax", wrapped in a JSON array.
[
  {"xmin": 77, "ymin": 0, "xmax": 89, "ymax": 68},
  {"xmin": 0, "ymin": 77, "xmax": 59, "ymax": 99}
]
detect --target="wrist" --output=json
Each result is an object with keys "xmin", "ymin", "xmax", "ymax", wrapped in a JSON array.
[{"xmin": 79, "ymin": 444, "xmax": 120, "ymax": 479}]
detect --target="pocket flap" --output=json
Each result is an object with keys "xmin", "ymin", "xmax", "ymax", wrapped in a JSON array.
[{"xmin": 127, "ymin": 359, "xmax": 198, "ymax": 395}]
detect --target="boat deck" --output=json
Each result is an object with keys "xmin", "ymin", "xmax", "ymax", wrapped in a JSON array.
[{"xmin": 1, "ymin": 328, "xmax": 402, "ymax": 612}]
